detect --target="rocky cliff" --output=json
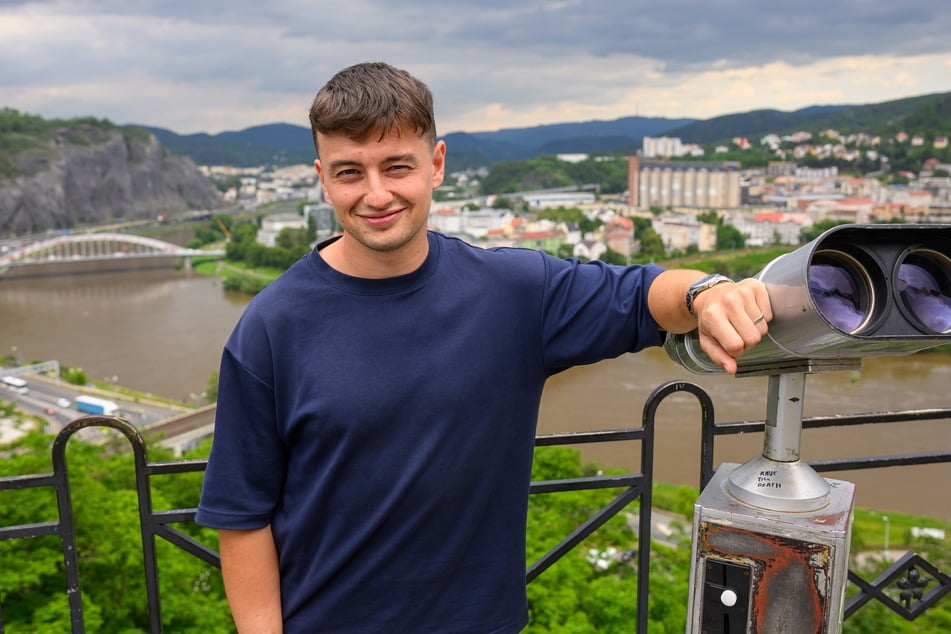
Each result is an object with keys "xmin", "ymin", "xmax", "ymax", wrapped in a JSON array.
[{"xmin": 0, "ymin": 126, "xmax": 224, "ymax": 236}]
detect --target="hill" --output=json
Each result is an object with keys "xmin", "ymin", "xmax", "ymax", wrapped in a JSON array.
[
  {"xmin": 0, "ymin": 109, "xmax": 224, "ymax": 235},
  {"xmin": 121, "ymin": 90, "xmax": 951, "ymax": 171},
  {"xmin": 142, "ymin": 123, "xmax": 316, "ymax": 167},
  {"xmin": 667, "ymin": 92, "xmax": 951, "ymax": 143}
]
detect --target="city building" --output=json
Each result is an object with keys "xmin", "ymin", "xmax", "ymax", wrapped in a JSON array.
[
  {"xmin": 642, "ymin": 136, "xmax": 685, "ymax": 158},
  {"xmin": 573, "ymin": 239, "xmax": 608, "ymax": 261},
  {"xmin": 731, "ymin": 211, "xmax": 812, "ymax": 246},
  {"xmin": 427, "ymin": 207, "xmax": 513, "ymax": 239},
  {"xmin": 524, "ymin": 191, "xmax": 596, "ymax": 208},
  {"xmin": 628, "ymin": 157, "xmax": 742, "ymax": 210},
  {"xmin": 257, "ymin": 212, "xmax": 309, "ymax": 247},
  {"xmin": 303, "ymin": 203, "xmax": 337, "ymax": 239},
  {"xmin": 651, "ymin": 215, "xmax": 718, "ymax": 253}
]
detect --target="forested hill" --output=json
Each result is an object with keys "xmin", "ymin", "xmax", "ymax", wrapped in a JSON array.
[
  {"xmin": 0, "ymin": 109, "xmax": 224, "ymax": 236},
  {"xmin": 666, "ymin": 91, "xmax": 951, "ymax": 144}
]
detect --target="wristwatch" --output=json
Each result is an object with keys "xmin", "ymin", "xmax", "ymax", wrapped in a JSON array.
[{"xmin": 685, "ymin": 274, "xmax": 733, "ymax": 317}]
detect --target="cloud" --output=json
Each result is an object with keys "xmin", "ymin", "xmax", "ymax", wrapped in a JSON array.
[{"xmin": 1, "ymin": 0, "xmax": 949, "ymax": 134}]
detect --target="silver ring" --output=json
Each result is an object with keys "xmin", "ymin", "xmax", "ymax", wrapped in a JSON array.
[{"xmin": 752, "ymin": 314, "xmax": 765, "ymax": 324}]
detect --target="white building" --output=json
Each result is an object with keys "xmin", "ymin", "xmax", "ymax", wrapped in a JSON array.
[
  {"xmin": 258, "ymin": 212, "xmax": 308, "ymax": 247},
  {"xmin": 642, "ymin": 137, "xmax": 684, "ymax": 158},
  {"xmin": 428, "ymin": 207, "xmax": 513, "ymax": 239},
  {"xmin": 573, "ymin": 240, "xmax": 608, "ymax": 261},
  {"xmin": 651, "ymin": 216, "xmax": 717, "ymax": 253},
  {"xmin": 732, "ymin": 211, "xmax": 812, "ymax": 246},
  {"xmin": 304, "ymin": 203, "xmax": 337, "ymax": 239},
  {"xmin": 525, "ymin": 191, "xmax": 596, "ymax": 208}
]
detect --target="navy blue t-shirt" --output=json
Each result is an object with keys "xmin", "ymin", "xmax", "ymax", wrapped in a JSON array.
[{"xmin": 197, "ymin": 232, "xmax": 664, "ymax": 632}]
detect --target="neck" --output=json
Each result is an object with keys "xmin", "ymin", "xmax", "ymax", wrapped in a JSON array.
[{"xmin": 320, "ymin": 232, "xmax": 429, "ymax": 279}]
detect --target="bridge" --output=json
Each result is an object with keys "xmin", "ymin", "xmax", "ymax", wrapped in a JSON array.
[
  {"xmin": 0, "ymin": 233, "xmax": 223, "ymax": 279},
  {"xmin": 142, "ymin": 403, "xmax": 217, "ymax": 456}
]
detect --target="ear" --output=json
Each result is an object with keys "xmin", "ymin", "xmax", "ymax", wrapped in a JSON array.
[
  {"xmin": 431, "ymin": 140, "xmax": 446, "ymax": 189},
  {"xmin": 314, "ymin": 158, "xmax": 331, "ymax": 204}
]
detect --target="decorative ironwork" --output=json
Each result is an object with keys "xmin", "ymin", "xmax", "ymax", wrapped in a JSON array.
[{"xmin": 845, "ymin": 552, "xmax": 951, "ymax": 620}]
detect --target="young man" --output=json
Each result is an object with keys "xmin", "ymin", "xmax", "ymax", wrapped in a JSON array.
[{"xmin": 196, "ymin": 62, "xmax": 771, "ymax": 633}]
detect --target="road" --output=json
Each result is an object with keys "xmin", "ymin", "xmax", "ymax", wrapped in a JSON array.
[{"xmin": 1, "ymin": 374, "xmax": 192, "ymax": 436}]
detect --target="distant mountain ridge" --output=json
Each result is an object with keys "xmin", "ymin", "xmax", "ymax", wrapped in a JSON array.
[
  {"xmin": 142, "ymin": 123, "xmax": 316, "ymax": 168},
  {"xmin": 137, "ymin": 90, "xmax": 950, "ymax": 171}
]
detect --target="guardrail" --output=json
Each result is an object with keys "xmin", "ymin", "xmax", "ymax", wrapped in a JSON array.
[{"xmin": 0, "ymin": 380, "xmax": 948, "ymax": 632}]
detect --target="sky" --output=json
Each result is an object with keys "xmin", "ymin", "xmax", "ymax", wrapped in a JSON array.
[{"xmin": 2, "ymin": 0, "xmax": 950, "ymax": 136}]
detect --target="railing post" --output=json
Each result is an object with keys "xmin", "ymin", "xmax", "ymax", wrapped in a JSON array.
[
  {"xmin": 48, "ymin": 416, "xmax": 165, "ymax": 633},
  {"xmin": 641, "ymin": 380, "xmax": 714, "ymax": 634}
]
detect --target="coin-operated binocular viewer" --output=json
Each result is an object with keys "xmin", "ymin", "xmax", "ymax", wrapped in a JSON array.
[{"xmin": 666, "ymin": 224, "xmax": 951, "ymax": 633}]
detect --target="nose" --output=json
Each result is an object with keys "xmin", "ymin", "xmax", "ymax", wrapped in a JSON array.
[{"xmin": 364, "ymin": 172, "xmax": 394, "ymax": 209}]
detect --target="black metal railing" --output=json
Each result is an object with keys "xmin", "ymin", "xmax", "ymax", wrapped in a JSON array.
[{"xmin": 1, "ymin": 380, "xmax": 948, "ymax": 632}]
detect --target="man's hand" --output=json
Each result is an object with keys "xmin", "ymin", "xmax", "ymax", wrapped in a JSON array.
[{"xmin": 691, "ymin": 278, "xmax": 772, "ymax": 374}]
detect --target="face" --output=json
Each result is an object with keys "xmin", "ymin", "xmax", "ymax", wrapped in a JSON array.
[{"xmin": 314, "ymin": 126, "xmax": 446, "ymax": 276}]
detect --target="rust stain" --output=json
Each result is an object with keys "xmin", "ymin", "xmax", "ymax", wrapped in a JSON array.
[{"xmin": 700, "ymin": 522, "xmax": 831, "ymax": 633}]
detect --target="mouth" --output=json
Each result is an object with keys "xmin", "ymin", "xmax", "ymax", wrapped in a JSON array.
[{"xmin": 358, "ymin": 208, "xmax": 403, "ymax": 228}]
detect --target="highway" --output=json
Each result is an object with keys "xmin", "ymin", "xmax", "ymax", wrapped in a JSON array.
[{"xmin": 1, "ymin": 374, "xmax": 195, "ymax": 437}]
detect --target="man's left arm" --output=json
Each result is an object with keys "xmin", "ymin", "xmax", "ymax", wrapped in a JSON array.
[{"xmin": 647, "ymin": 269, "xmax": 772, "ymax": 374}]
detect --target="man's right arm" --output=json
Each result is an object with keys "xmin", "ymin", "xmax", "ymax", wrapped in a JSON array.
[{"xmin": 219, "ymin": 526, "xmax": 283, "ymax": 633}]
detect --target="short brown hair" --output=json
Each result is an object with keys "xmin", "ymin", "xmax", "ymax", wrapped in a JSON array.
[{"xmin": 308, "ymin": 62, "xmax": 437, "ymax": 155}]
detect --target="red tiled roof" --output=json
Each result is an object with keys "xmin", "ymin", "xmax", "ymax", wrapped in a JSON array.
[{"xmin": 520, "ymin": 231, "xmax": 554, "ymax": 239}]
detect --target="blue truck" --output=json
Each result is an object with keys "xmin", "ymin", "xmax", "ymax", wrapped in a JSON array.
[{"xmin": 74, "ymin": 395, "xmax": 119, "ymax": 416}]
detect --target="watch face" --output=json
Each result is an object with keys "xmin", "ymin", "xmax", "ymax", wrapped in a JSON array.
[
  {"xmin": 687, "ymin": 275, "xmax": 731, "ymax": 316},
  {"xmin": 692, "ymin": 275, "xmax": 720, "ymax": 293}
]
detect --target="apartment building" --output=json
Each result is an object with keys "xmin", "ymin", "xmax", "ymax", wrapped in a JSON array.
[
  {"xmin": 651, "ymin": 216, "xmax": 718, "ymax": 253},
  {"xmin": 627, "ymin": 157, "xmax": 742, "ymax": 210},
  {"xmin": 642, "ymin": 136, "xmax": 685, "ymax": 158},
  {"xmin": 730, "ymin": 211, "xmax": 812, "ymax": 246},
  {"xmin": 257, "ymin": 212, "xmax": 309, "ymax": 247}
]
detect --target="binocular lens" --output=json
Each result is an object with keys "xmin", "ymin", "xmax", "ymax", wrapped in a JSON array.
[
  {"xmin": 898, "ymin": 250, "xmax": 951, "ymax": 334},
  {"xmin": 808, "ymin": 252, "xmax": 871, "ymax": 333}
]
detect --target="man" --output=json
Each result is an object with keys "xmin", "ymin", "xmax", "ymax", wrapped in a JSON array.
[{"xmin": 196, "ymin": 62, "xmax": 771, "ymax": 633}]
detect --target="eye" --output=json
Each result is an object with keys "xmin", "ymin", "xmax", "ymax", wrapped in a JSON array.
[{"xmin": 334, "ymin": 168, "xmax": 360, "ymax": 179}]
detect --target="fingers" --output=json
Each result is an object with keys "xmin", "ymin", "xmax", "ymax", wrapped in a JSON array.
[
  {"xmin": 695, "ymin": 278, "xmax": 772, "ymax": 374},
  {"xmin": 698, "ymin": 336, "xmax": 739, "ymax": 374}
]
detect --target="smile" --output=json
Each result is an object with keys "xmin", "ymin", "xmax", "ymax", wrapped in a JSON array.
[{"xmin": 359, "ymin": 209, "xmax": 403, "ymax": 228}]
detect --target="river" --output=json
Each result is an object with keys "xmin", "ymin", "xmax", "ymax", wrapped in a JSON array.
[{"xmin": 2, "ymin": 268, "xmax": 949, "ymax": 520}]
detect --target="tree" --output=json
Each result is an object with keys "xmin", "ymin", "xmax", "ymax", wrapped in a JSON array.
[
  {"xmin": 638, "ymin": 227, "xmax": 666, "ymax": 260},
  {"xmin": 716, "ymin": 224, "xmax": 746, "ymax": 250},
  {"xmin": 205, "ymin": 371, "xmax": 219, "ymax": 403},
  {"xmin": 61, "ymin": 366, "xmax": 87, "ymax": 386},
  {"xmin": 0, "ymin": 432, "xmax": 233, "ymax": 632},
  {"xmin": 601, "ymin": 247, "xmax": 628, "ymax": 266}
]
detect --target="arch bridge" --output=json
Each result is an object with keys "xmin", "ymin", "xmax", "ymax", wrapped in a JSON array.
[{"xmin": 0, "ymin": 233, "xmax": 223, "ymax": 278}]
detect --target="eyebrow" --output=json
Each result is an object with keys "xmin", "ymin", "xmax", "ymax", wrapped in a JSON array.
[{"xmin": 326, "ymin": 153, "xmax": 420, "ymax": 173}]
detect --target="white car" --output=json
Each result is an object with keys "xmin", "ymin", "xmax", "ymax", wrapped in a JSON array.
[{"xmin": 57, "ymin": 397, "xmax": 71, "ymax": 408}]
